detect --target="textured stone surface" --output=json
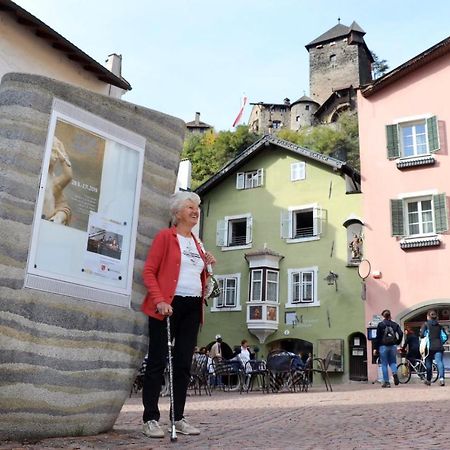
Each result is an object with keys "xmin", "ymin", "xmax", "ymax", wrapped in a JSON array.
[
  {"xmin": 1, "ymin": 383, "xmax": 450, "ymax": 449},
  {"xmin": 0, "ymin": 73, "xmax": 185, "ymax": 440}
]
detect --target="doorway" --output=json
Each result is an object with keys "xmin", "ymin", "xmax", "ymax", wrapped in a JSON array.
[{"xmin": 348, "ymin": 332, "xmax": 368, "ymax": 381}]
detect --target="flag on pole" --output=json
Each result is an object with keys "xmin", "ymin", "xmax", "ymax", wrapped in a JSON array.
[{"xmin": 232, "ymin": 95, "xmax": 248, "ymax": 128}]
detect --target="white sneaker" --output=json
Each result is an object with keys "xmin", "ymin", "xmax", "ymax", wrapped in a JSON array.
[
  {"xmin": 171, "ymin": 418, "xmax": 200, "ymax": 435},
  {"xmin": 143, "ymin": 420, "xmax": 165, "ymax": 438}
]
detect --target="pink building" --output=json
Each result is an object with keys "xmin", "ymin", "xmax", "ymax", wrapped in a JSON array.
[{"xmin": 358, "ymin": 37, "xmax": 450, "ymax": 380}]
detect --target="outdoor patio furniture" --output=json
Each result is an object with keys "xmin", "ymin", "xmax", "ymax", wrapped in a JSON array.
[
  {"xmin": 266, "ymin": 350, "xmax": 296, "ymax": 393},
  {"xmin": 313, "ymin": 350, "xmax": 333, "ymax": 391},
  {"xmin": 190, "ymin": 354, "xmax": 211, "ymax": 395},
  {"xmin": 212, "ymin": 358, "xmax": 244, "ymax": 392},
  {"xmin": 242, "ymin": 360, "xmax": 269, "ymax": 393}
]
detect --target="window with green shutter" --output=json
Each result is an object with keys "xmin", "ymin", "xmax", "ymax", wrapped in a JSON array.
[
  {"xmin": 427, "ymin": 116, "xmax": 440, "ymax": 152},
  {"xmin": 433, "ymin": 193, "xmax": 448, "ymax": 233},
  {"xmin": 390, "ymin": 199, "xmax": 404, "ymax": 236},
  {"xmin": 386, "ymin": 124, "xmax": 400, "ymax": 159},
  {"xmin": 388, "ymin": 116, "xmax": 440, "ymax": 162}
]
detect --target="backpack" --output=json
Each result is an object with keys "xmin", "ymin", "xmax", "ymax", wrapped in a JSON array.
[{"xmin": 381, "ymin": 323, "xmax": 397, "ymax": 345}]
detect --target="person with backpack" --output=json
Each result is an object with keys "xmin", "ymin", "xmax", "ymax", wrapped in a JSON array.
[
  {"xmin": 419, "ymin": 309, "xmax": 448, "ymax": 386},
  {"xmin": 373, "ymin": 309, "xmax": 403, "ymax": 388}
]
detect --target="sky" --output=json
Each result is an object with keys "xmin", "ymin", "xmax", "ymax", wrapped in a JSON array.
[{"xmin": 13, "ymin": 0, "xmax": 450, "ymax": 131}]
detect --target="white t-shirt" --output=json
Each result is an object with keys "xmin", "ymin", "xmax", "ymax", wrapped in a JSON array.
[
  {"xmin": 239, "ymin": 347, "xmax": 251, "ymax": 370},
  {"xmin": 175, "ymin": 235, "xmax": 204, "ymax": 297}
]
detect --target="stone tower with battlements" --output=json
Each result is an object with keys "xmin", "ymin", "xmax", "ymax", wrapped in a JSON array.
[{"xmin": 306, "ymin": 20, "xmax": 373, "ymax": 105}]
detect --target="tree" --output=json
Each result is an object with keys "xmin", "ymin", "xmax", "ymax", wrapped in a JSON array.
[
  {"xmin": 181, "ymin": 125, "xmax": 261, "ymax": 189},
  {"xmin": 277, "ymin": 111, "xmax": 360, "ymax": 170},
  {"xmin": 371, "ymin": 52, "xmax": 389, "ymax": 80}
]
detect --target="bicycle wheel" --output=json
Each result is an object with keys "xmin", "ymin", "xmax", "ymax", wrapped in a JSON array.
[
  {"xmin": 397, "ymin": 363, "xmax": 411, "ymax": 384},
  {"xmin": 431, "ymin": 362, "xmax": 439, "ymax": 383}
]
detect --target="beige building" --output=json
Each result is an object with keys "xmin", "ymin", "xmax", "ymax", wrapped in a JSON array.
[{"xmin": 0, "ymin": 0, "xmax": 131, "ymax": 97}]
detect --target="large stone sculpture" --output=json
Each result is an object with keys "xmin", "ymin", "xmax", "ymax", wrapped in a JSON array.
[{"xmin": 0, "ymin": 73, "xmax": 185, "ymax": 440}]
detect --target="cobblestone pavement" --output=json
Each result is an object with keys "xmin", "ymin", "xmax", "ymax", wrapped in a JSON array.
[{"xmin": 2, "ymin": 381, "xmax": 450, "ymax": 450}]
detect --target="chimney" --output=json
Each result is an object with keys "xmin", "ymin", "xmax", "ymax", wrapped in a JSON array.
[
  {"xmin": 105, "ymin": 54, "xmax": 123, "ymax": 77},
  {"xmin": 195, "ymin": 112, "xmax": 200, "ymax": 125}
]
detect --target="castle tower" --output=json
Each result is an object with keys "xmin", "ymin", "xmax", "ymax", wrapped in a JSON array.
[{"xmin": 306, "ymin": 20, "xmax": 373, "ymax": 105}]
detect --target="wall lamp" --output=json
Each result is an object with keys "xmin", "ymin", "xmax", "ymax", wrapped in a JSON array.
[{"xmin": 324, "ymin": 271, "xmax": 339, "ymax": 291}]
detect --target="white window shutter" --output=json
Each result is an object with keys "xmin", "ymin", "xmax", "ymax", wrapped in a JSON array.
[
  {"xmin": 216, "ymin": 219, "xmax": 227, "ymax": 246},
  {"xmin": 298, "ymin": 162, "xmax": 305, "ymax": 180},
  {"xmin": 236, "ymin": 172, "xmax": 244, "ymax": 189},
  {"xmin": 257, "ymin": 168, "xmax": 264, "ymax": 187},
  {"xmin": 314, "ymin": 206, "xmax": 323, "ymax": 235},
  {"xmin": 246, "ymin": 216, "xmax": 253, "ymax": 244},
  {"xmin": 280, "ymin": 210, "xmax": 291, "ymax": 239}
]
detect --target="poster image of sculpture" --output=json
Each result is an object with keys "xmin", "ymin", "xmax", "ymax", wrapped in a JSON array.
[
  {"xmin": 42, "ymin": 119, "xmax": 105, "ymax": 231},
  {"xmin": 83, "ymin": 212, "xmax": 125, "ymax": 280}
]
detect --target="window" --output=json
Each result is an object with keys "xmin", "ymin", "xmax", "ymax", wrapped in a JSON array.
[
  {"xmin": 236, "ymin": 169, "xmax": 264, "ymax": 189},
  {"xmin": 281, "ymin": 204, "xmax": 322, "ymax": 242},
  {"xmin": 250, "ymin": 269, "xmax": 263, "ymax": 301},
  {"xmin": 287, "ymin": 267, "xmax": 319, "ymax": 307},
  {"xmin": 305, "ymin": 105, "xmax": 310, "ymax": 111},
  {"xmin": 250, "ymin": 268, "xmax": 279, "ymax": 302},
  {"xmin": 330, "ymin": 54, "xmax": 337, "ymax": 68},
  {"xmin": 290, "ymin": 162, "xmax": 306, "ymax": 181},
  {"xmin": 212, "ymin": 274, "xmax": 241, "ymax": 311},
  {"xmin": 216, "ymin": 213, "xmax": 252, "ymax": 249},
  {"xmin": 386, "ymin": 116, "xmax": 439, "ymax": 160},
  {"xmin": 266, "ymin": 270, "xmax": 279, "ymax": 302},
  {"xmin": 272, "ymin": 120, "xmax": 282, "ymax": 129},
  {"xmin": 390, "ymin": 193, "xmax": 448, "ymax": 249}
]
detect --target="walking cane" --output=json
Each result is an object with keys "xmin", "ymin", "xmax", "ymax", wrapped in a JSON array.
[{"xmin": 166, "ymin": 316, "xmax": 177, "ymax": 442}]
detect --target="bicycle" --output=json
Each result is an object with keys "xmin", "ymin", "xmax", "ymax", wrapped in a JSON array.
[{"xmin": 397, "ymin": 358, "xmax": 438, "ymax": 384}]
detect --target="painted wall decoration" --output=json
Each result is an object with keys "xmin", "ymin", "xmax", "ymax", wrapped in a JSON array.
[{"xmin": 25, "ymin": 99, "xmax": 145, "ymax": 307}]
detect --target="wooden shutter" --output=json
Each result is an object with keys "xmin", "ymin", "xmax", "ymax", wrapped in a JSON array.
[
  {"xmin": 246, "ymin": 216, "xmax": 253, "ymax": 244},
  {"xmin": 433, "ymin": 193, "xmax": 448, "ymax": 233},
  {"xmin": 390, "ymin": 199, "xmax": 404, "ymax": 236},
  {"xmin": 216, "ymin": 219, "xmax": 227, "ymax": 246},
  {"xmin": 427, "ymin": 116, "xmax": 440, "ymax": 153},
  {"xmin": 280, "ymin": 210, "xmax": 291, "ymax": 239},
  {"xmin": 236, "ymin": 172, "xmax": 244, "ymax": 189},
  {"xmin": 386, "ymin": 125, "xmax": 400, "ymax": 159}
]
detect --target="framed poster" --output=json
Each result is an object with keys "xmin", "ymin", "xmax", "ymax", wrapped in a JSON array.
[
  {"xmin": 318, "ymin": 339, "xmax": 344, "ymax": 373},
  {"xmin": 25, "ymin": 99, "xmax": 145, "ymax": 308}
]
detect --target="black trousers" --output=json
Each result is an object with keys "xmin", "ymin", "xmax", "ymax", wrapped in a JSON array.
[{"xmin": 142, "ymin": 296, "xmax": 201, "ymax": 422}]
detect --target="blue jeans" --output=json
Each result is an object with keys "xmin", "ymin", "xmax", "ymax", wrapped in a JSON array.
[
  {"xmin": 425, "ymin": 350, "xmax": 445, "ymax": 381},
  {"xmin": 379, "ymin": 345, "xmax": 398, "ymax": 382}
]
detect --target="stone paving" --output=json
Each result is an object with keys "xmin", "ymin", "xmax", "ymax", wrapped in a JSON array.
[{"xmin": 1, "ymin": 381, "xmax": 450, "ymax": 450}]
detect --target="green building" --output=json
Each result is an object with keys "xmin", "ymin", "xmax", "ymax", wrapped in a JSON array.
[{"xmin": 196, "ymin": 135, "xmax": 367, "ymax": 382}]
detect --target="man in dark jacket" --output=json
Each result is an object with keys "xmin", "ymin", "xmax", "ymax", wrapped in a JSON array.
[
  {"xmin": 420, "ymin": 310, "xmax": 448, "ymax": 386},
  {"xmin": 373, "ymin": 309, "xmax": 403, "ymax": 388}
]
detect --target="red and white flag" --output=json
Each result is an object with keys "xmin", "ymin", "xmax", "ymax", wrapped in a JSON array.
[{"xmin": 232, "ymin": 95, "xmax": 248, "ymax": 128}]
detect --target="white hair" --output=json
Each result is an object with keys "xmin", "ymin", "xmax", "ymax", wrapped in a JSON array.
[{"xmin": 169, "ymin": 191, "xmax": 201, "ymax": 225}]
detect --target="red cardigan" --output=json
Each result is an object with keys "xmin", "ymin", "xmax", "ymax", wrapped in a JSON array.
[{"xmin": 141, "ymin": 226, "xmax": 208, "ymax": 322}]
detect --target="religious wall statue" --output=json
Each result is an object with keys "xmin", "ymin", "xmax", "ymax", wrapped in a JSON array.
[
  {"xmin": 349, "ymin": 233, "xmax": 363, "ymax": 260},
  {"xmin": 42, "ymin": 136, "xmax": 73, "ymax": 225}
]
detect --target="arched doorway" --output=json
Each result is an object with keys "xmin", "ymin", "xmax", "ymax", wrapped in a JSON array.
[
  {"xmin": 266, "ymin": 338, "xmax": 313, "ymax": 361},
  {"xmin": 401, "ymin": 305, "xmax": 450, "ymax": 371},
  {"xmin": 348, "ymin": 332, "xmax": 368, "ymax": 381}
]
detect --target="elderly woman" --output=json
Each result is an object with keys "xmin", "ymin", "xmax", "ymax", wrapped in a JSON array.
[{"xmin": 141, "ymin": 191, "xmax": 216, "ymax": 439}]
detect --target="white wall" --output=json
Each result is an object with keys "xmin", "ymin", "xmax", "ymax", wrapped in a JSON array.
[{"xmin": 0, "ymin": 12, "xmax": 114, "ymax": 96}]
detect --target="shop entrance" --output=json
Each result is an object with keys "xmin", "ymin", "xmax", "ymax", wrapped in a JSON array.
[
  {"xmin": 402, "ymin": 306, "xmax": 450, "ymax": 371},
  {"xmin": 348, "ymin": 332, "xmax": 368, "ymax": 381}
]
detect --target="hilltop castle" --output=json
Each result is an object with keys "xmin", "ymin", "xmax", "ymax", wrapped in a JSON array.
[{"xmin": 248, "ymin": 20, "xmax": 373, "ymax": 134}]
